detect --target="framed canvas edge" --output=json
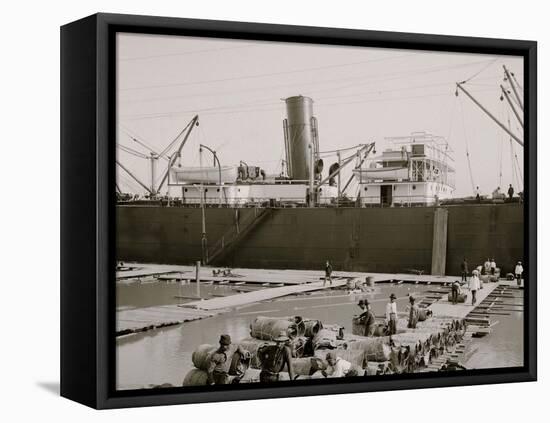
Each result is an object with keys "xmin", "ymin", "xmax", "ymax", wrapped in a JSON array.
[{"xmin": 61, "ymin": 12, "xmax": 537, "ymax": 410}]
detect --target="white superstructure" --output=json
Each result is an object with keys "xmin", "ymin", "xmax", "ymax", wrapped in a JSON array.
[{"xmin": 353, "ymin": 132, "xmax": 455, "ymax": 207}]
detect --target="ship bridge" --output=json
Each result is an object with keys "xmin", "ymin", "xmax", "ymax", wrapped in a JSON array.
[{"xmin": 354, "ymin": 132, "xmax": 455, "ymax": 207}]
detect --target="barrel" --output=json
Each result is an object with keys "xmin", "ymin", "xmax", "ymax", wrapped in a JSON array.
[
  {"xmin": 303, "ymin": 319, "xmax": 323, "ymax": 338},
  {"xmin": 447, "ymin": 292, "xmax": 467, "ymax": 303},
  {"xmin": 366, "ymin": 276, "xmax": 375, "ymax": 287},
  {"xmin": 191, "ymin": 344, "xmax": 239, "ymax": 371}
]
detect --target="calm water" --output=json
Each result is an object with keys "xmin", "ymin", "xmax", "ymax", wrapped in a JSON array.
[{"xmin": 116, "ymin": 281, "xmax": 523, "ymax": 389}]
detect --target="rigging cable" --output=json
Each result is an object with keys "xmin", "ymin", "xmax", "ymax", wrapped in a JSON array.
[{"xmin": 458, "ymin": 96, "xmax": 477, "ymax": 194}]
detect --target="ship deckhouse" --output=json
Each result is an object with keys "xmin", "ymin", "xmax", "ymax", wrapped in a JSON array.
[{"xmin": 354, "ymin": 132, "xmax": 455, "ymax": 207}]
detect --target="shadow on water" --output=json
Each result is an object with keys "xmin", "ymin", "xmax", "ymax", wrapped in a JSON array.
[{"xmin": 36, "ymin": 381, "xmax": 60, "ymax": 396}]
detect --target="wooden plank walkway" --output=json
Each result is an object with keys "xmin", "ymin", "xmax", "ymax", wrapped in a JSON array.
[
  {"xmin": 428, "ymin": 281, "xmax": 500, "ymax": 318},
  {"xmin": 116, "ymin": 262, "xmax": 460, "ymax": 286},
  {"xmin": 183, "ymin": 279, "xmax": 349, "ymax": 311},
  {"xmin": 116, "ymin": 267, "xmax": 181, "ymax": 281},
  {"xmin": 116, "ymin": 305, "xmax": 217, "ymax": 336}
]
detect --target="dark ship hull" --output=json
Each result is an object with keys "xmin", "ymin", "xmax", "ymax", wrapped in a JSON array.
[{"xmin": 116, "ymin": 203, "xmax": 523, "ymax": 276}]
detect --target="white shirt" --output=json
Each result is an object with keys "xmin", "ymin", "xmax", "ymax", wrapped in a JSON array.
[
  {"xmin": 326, "ymin": 357, "xmax": 352, "ymax": 378},
  {"xmin": 469, "ymin": 275, "xmax": 480, "ymax": 291},
  {"xmin": 515, "ymin": 264, "xmax": 523, "ymax": 275},
  {"xmin": 490, "ymin": 261, "xmax": 496, "ymax": 269},
  {"xmin": 386, "ymin": 301, "xmax": 397, "ymax": 321}
]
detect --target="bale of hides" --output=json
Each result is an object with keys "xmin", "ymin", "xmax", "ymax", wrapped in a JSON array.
[
  {"xmin": 192, "ymin": 344, "xmax": 218, "ymax": 371},
  {"xmin": 191, "ymin": 343, "xmax": 243, "ymax": 371},
  {"xmin": 303, "ymin": 319, "xmax": 323, "ymax": 338},
  {"xmin": 353, "ymin": 317, "xmax": 386, "ymax": 337},
  {"xmin": 292, "ymin": 357, "xmax": 327, "ymax": 375},
  {"xmin": 238, "ymin": 338, "xmax": 273, "ymax": 368},
  {"xmin": 447, "ymin": 292, "xmax": 467, "ymax": 303},
  {"xmin": 352, "ymin": 316, "xmax": 364, "ymax": 336},
  {"xmin": 345, "ymin": 337, "xmax": 392, "ymax": 362},
  {"xmin": 250, "ymin": 316, "xmax": 301, "ymax": 340},
  {"xmin": 182, "ymin": 368, "xmax": 259, "ymax": 386},
  {"xmin": 182, "ymin": 369, "xmax": 208, "ymax": 386},
  {"xmin": 312, "ymin": 328, "xmax": 339, "ymax": 349}
]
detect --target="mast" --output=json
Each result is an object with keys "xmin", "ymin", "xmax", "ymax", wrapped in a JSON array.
[
  {"xmin": 156, "ymin": 115, "xmax": 199, "ymax": 193},
  {"xmin": 116, "ymin": 160, "xmax": 153, "ymax": 195},
  {"xmin": 503, "ymin": 65, "xmax": 524, "ymax": 111},
  {"xmin": 456, "ymin": 82, "xmax": 523, "ymax": 147},
  {"xmin": 500, "ymin": 85, "xmax": 524, "ymax": 128}
]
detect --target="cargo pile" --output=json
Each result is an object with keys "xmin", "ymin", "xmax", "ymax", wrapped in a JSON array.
[{"xmin": 182, "ymin": 312, "xmax": 467, "ymax": 386}]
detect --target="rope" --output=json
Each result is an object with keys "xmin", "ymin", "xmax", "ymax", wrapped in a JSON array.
[
  {"xmin": 458, "ymin": 97, "xmax": 476, "ymax": 194},
  {"xmin": 460, "ymin": 57, "xmax": 500, "ymax": 84}
]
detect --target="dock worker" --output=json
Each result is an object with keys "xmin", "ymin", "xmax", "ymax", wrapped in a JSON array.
[
  {"xmin": 515, "ymin": 261, "xmax": 524, "ymax": 286},
  {"xmin": 508, "ymin": 184, "xmax": 514, "ymax": 200},
  {"xmin": 385, "ymin": 293, "xmax": 398, "ymax": 335},
  {"xmin": 490, "ymin": 258, "xmax": 497, "ymax": 276},
  {"xmin": 258, "ymin": 331, "xmax": 295, "ymax": 382},
  {"xmin": 206, "ymin": 334, "xmax": 234, "ymax": 385},
  {"xmin": 407, "ymin": 296, "xmax": 419, "ymax": 329},
  {"xmin": 483, "ymin": 258, "xmax": 491, "ymax": 276},
  {"xmin": 451, "ymin": 280, "xmax": 461, "ymax": 305},
  {"xmin": 469, "ymin": 270, "xmax": 481, "ymax": 305},
  {"xmin": 460, "ymin": 258, "xmax": 469, "ymax": 282},
  {"xmin": 322, "ymin": 351, "xmax": 358, "ymax": 378},
  {"xmin": 358, "ymin": 300, "xmax": 376, "ymax": 336},
  {"xmin": 324, "ymin": 260, "xmax": 333, "ymax": 286},
  {"xmin": 474, "ymin": 186, "xmax": 481, "ymax": 202}
]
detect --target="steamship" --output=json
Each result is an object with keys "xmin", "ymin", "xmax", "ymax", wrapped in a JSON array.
[{"xmin": 116, "ymin": 96, "xmax": 523, "ymax": 276}]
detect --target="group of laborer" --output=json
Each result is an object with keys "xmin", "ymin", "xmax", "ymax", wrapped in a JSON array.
[
  {"xmin": 357, "ymin": 293, "xmax": 425, "ymax": 336},
  {"xmin": 474, "ymin": 184, "xmax": 520, "ymax": 202},
  {"xmin": 205, "ymin": 331, "xmax": 361, "ymax": 385},
  {"xmin": 453, "ymin": 257, "xmax": 524, "ymax": 306}
]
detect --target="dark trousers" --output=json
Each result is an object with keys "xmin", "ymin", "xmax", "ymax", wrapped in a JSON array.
[
  {"xmin": 516, "ymin": 274, "xmax": 522, "ymax": 286},
  {"xmin": 388, "ymin": 315, "xmax": 397, "ymax": 335},
  {"xmin": 451, "ymin": 289, "xmax": 459, "ymax": 304},
  {"xmin": 461, "ymin": 272, "xmax": 467, "ymax": 282},
  {"xmin": 471, "ymin": 289, "xmax": 477, "ymax": 305},
  {"xmin": 491, "ymin": 268, "xmax": 495, "ymax": 275},
  {"xmin": 259, "ymin": 371, "xmax": 279, "ymax": 383},
  {"xmin": 212, "ymin": 371, "xmax": 229, "ymax": 385}
]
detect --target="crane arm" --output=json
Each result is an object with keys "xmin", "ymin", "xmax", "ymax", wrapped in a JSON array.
[
  {"xmin": 116, "ymin": 160, "xmax": 153, "ymax": 194},
  {"xmin": 156, "ymin": 115, "xmax": 199, "ymax": 193}
]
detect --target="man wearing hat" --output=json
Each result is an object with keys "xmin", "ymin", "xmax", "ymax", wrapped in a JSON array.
[
  {"xmin": 514, "ymin": 260, "xmax": 524, "ymax": 286},
  {"xmin": 358, "ymin": 299, "xmax": 376, "ymax": 336},
  {"xmin": 258, "ymin": 331, "xmax": 295, "ymax": 383},
  {"xmin": 385, "ymin": 293, "xmax": 398, "ymax": 335},
  {"xmin": 206, "ymin": 334, "xmax": 234, "ymax": 385},
  {"xmin": 407, "ymin": 296, "xmax": 419, "ymax": 329}
]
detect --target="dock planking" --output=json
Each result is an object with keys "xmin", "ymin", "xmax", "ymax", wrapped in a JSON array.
[
  {"xmin": 116, "ymin": 305, "xmax": 217, "ymax": 336},
  {"xmin": 116, "ymin": 262, "xmax": 460, "ymax": 286},
  {"xmin": 183, "ymin": 279, "xmax": 349, "ymax": 311}
]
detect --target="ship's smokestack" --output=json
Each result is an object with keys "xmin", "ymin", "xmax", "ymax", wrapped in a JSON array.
[{"xmin": 283, "ymin": 96, "xmax": 319, "ymax": 180}]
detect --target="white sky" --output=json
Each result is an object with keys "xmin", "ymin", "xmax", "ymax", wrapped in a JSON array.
[{"xmin": 116, "ymin": 32, "xmax": 524, "ymax": 197}]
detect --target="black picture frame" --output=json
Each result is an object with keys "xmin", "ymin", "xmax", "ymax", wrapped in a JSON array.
[{"xmin": 61, "ymin": 12, "xmax": 537, "ymax": 409}]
